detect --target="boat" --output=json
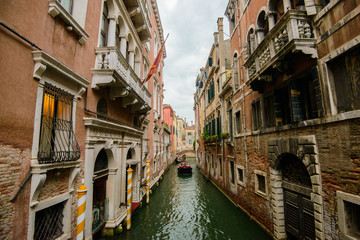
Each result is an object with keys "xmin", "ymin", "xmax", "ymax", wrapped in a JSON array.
[{"xmin": 178, "ymin": 161, "xmax": 192, "ymax": 174}]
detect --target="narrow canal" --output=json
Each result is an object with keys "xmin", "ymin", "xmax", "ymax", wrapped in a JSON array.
[{"xmin": 101, "ymin": 158, "xmax": 272, "ymax": 240}]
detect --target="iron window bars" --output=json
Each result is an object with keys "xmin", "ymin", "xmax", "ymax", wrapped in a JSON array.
[
  {"xmin": 38, "ymin": 83, "xmax": 80, "ymax": 164},
  {"xmin": 34, "ymin": 201, "xmax": 65, "ymax": 240}
]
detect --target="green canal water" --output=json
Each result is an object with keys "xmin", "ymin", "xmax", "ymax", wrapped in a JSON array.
[{"xmin": 100, "ymin": 158, "xmax": 272, "ymax": 240}]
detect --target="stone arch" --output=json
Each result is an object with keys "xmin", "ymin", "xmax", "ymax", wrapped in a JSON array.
[
  {"xmin": 105, "ymin": 0, "xmax": 116, "ymax": 16},
  {"xmin": 246, "ymin": 25, "xmax": 256, "ymax": 55},
  {"xmin": 92, "ymin": 147, "xmax": 115, "ymax": 234},
  {"xmin": 96, "ymin": 98, "xmax": 107, "ymax": 118},
  {"xmin": 256, "ymin": 9, "xmax": 269, "ymax": 43},
  {"xmin": 116, "ymin": 15, "xmax": 126, "ymax": 49},
  {"xmin": 268, "ymin": 135, "xmax": 324, "ymax": 239},
  {"xmin": 126, "ymin": 33, "xmax": 135, "ymax": 68},
  {"xmin": 134, "ymin": 47, "xmax": 141, "ymax": 76}
]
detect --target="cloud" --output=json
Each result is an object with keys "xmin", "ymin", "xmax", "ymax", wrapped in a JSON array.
[{"xmin": 157, "ymin": 0, "xmax": 229, "ymax": 124}]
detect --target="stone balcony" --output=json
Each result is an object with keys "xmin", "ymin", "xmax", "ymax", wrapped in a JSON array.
[
  {"xmin": 244, "ymin": 10, "xmax": 317, "ymax": 89},
  {"xmin": 123, "ymin": 0, "xmax": 151, "ymax": 42},
  {"xmin": 91, "ymin": 47, "xmax": 151, "ymax": 114}
]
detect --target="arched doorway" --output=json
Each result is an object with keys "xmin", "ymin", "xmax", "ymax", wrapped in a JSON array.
[
  {"xmin": 278, "ymin": 153, "xmax": 315, "ymax": 239},
  {"xmin": 92, "ymin": 149, "xmax": 109, "ymax": 234},
  {"xmin": 268, "ymin": 136, "xmax": 323, "ymax": 239}
]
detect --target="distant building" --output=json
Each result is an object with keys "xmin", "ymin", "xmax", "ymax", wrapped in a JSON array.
[{"xmin": 185, "ymin": 125, "xmax": 196, "ymax": 150}]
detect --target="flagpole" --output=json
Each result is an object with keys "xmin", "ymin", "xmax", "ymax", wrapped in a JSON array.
[{"xmin": 142, "ymin": 33, "xmax": 170, "ymax": 84}]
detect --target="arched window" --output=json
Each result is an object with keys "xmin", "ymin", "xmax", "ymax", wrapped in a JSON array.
[
  {"xmin": 247, "ymin": 28, "xmax": 256, "ymax": 55},
  {"xmin": 233, "ymin": 53, "xmax": 239, "ymax": 87},
  {"xmin": 115, "ymin": 24, "xmax": 121, "ymax": 49},
  {"xmin": 96, "ymin": 98, "xmax": 107, "ymax": 119},
  {"xmin": 257, "ymin": 11, "xmax": 269, "ymax": 43},
  {"xmin": 269, "ymin": 0, "xmax": 284, "ymax": 24}
]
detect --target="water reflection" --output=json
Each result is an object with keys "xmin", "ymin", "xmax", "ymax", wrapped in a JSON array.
[{"xmin": 99, "ymin": 158, "xmax": 272, "ymax": 240}]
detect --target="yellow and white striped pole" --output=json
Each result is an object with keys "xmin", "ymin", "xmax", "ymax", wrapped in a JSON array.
[
  {"xmin": 146, "ymin": 159, "xmax": 150, "ymax": 204},
  {"xmin": 126, "ymin": 166, "xmax": 133, "ymax": 230},
  {"xmin": 76, "ymin": 179, "xmax": 87, "ymax": 240}
]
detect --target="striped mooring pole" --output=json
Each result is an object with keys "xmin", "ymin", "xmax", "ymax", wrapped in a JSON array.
[
  {"xmin": 76, "ymin": 179, "xmax": 87, "ymax": 240},
  {"xmin": 126, "ymin": 167, "xmax": 133, "ymax": 230},
  {"xmin": 146, "ymin": 159, "xmax": 150, "ymax": 204}
]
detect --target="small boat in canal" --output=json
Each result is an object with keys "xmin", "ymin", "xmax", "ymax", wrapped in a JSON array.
[{"xmin": 178, "ymin": 161, "xmax": 192, "ymax": 174}]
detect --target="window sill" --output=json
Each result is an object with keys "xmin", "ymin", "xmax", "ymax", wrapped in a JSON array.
[
  {"xmin": 48, "ymin": 0, "xmax": 89, "ymax": 45},
  {"xmin": 31, "ymin": 159, "xmax": 81, "ymax": 173},
  {"xmin": 255, "ymin": 190, "xmax": 268, "ymax": 200}
]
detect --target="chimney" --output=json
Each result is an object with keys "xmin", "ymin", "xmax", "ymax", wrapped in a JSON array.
[
  {"xmin": 213, "ymin": 32, "xmax": 219, "ymax": 44},
  {"xmin": 217, "ymin": 17, "xmax": 225, "ymax": 69}
]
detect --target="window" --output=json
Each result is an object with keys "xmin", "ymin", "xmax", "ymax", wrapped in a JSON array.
[
  {"xmin": 233, "ymin": 55, "xmax": 239, "ymax": 87},
  {"xmin": 100, "ymin": 2, "xmax": 109, "ymax": 47},
  {"xmin": 58, "ymin": 0, "xmax": 73, "ymax": 13},
  {"xmin": 257, "ymin": 175, "xmax": 266, "ymax": 193},
  {"xmin": 38, "ymin": 83, "xmax": 80, "ymax": 164},
  {"xmin": 219, "ymin": 158, "xmax": 223, "ymax": 177},
  {"xmin": 337, "ymin": 191, "xmax": 360, "ymax": 239},
  {"xmin": 154, "ymin": 36, "xmax": 157, "ymax": 59},
  {"xmin": 237, "ymin": 166, "xmax": 245, "ymax": 187},
  {"xmin": 275, "ymin": 86, "xmax": 291, "ymax": 126},
  {"xmin": 229, "ymin": 161, "xmax": 235, "ymax": 185},
  {"xmin": 34, "ymin": 201, "xmax": 65, "ymax": 239},
  {"xmin": 116, "ymin": 24, "xmax": 121, "ymax": 49},
  {"xmin": 264, "ymin": 94, "xmax": 275, "ymax": 128},
  {"xmin": 230, "ymin": 14, "xmax": 235, "ymax": 34},
  {"xmin": 235, "ymin": 110, "xmax": 241, "ymax": 134},
  {"xmin": 96, "ymin": 98, "xmax": 107, "ymax": 119},
  {"xmin": 48, "ymin": 0, "xmax": 89, "ymax": 44},
  {"xmin": 327, "ymin": 46, "xmax": 360, "ymax": 113},
  {"xmin": 255, "ymin": 170, "xmax": 267, "ymax": 198},
  {"xmin": 251, "ymin": 99, "xmax": 261, "ymax": 130}
]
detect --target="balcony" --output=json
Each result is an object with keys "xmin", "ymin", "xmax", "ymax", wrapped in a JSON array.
[
  {"xmin": 91, "ymin": 47, "xmax": 151, "ymax": 114},
  {"xmin": 244, "ymin": 10, "xmax": 317, "ymax": 90},
  {"xmin": 123, "ymin": 0, "xmax": 151, "ymax": 42}
]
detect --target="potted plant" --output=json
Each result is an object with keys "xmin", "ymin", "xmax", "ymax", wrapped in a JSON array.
[
  {"xmin": 202, "ymin": 130, "xmax": 210, "ymax": 143},
  {"xmin": 220, "ymin": 132, "xmax": 230, "ymax": 139},
  {"xmin": 211, "ymin": 134, "xmax": 219, "ymax": 142}
]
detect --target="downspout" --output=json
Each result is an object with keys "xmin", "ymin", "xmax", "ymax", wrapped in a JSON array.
[{"xmin": 235, "ymin": 1, "xmax": 248, "ymax": 175}]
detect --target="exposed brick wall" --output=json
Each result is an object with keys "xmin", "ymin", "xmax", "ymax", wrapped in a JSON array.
[
  {"xmin": 38, "ymin": 169, "xmax": 70, "ymax": 202},
  {"xmin": 0, "ymin": 145, "xmax": 31, "ymax": 240},
  {"xmin": 199, "ymin": 117, "xmax": 360, "ymax": 238}
]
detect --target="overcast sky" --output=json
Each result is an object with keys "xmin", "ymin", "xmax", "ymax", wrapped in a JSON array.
[{"xmin": 157, "ymin": 0, "xmax": 229, "ymax": 125}]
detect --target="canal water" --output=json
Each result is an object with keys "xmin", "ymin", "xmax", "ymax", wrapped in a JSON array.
[{"xmin": 101, "ymin": 158, "xmax": 272, "ymax": 240}]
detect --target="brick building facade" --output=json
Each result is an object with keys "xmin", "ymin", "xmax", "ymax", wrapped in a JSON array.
[{"xmin": 195, "ymin": 0, "xmax": 360, "ymax": 239}]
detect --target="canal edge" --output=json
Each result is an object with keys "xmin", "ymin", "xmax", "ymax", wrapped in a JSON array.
[{"xmin": 199, "ymin": 169, "xmax": 274, "ymax": 239}]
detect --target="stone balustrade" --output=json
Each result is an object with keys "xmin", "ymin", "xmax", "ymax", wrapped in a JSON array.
[
  {"xmin": 92, "ymin": 47, "xmax": 151, "ymax": 108},
  {"xmin": 244, "ymin": 10, "xmax": 317, "ymax": 84}
]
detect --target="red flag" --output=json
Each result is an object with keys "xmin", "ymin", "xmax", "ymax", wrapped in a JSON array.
[{"xmin": 143, "ymin": 34, "xmax": 169, "ymax": 84}]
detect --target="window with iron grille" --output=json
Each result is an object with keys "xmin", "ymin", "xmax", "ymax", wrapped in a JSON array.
[
  {"xmin": 38, "ymin": 83, "xmax": 80, "ymax": 164},
  {"xmin": 34, "ymin": 201, "xmax": 65, "ymax": 240}
]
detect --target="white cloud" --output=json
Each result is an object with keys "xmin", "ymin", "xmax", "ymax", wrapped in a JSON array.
[{"xmin": 157, "ymin": 0, "xmax": 229, "ymax": 124}]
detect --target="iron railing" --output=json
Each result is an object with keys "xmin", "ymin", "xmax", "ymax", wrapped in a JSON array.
[{"xmin": 38, "ymin": 83, "xmax": 80, "ymax": 163}]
